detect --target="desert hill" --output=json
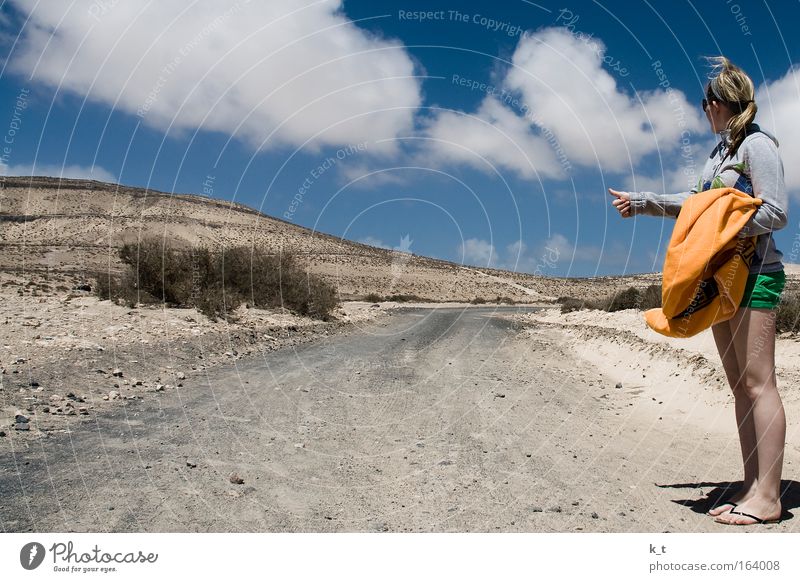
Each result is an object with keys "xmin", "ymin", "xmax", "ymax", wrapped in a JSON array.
[{"xmin": 0, "ymin": 175, "xmax": 715, "ymax": 302}]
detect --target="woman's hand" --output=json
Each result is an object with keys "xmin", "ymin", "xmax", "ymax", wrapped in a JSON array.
[{"xmin": 608, "ymin": 188, "xmax": 632, "ymax": 218}]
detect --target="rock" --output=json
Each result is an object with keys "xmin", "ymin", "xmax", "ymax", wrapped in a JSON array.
[
  {"xmin": 176, "ymin": 372, "xmax": 186, "ymax": 380},
  {"xmin": 41, "ymin": 406, "xmax": 49, "ymax": 413},
  {"xmin": 14, "ymin": 422, "xmax": 30, "ymax": 431},
  {"xmin": 14, "ymin": 411, "xmax": 29, "ymax": 423},
  {"xmin": 132, "ymin": 379, "xmax": 143, "ymax": 386},
  {"xmin": 78, "ymin": 407, "xmax": 89, "ymax": 415},
  {"xmin": 14, "ymin": 357, "xmax": 26, "ymax": 364},
  {"xmin": 0, "ymin": 430, "xmax": 5, "ymax": 437},
  {"xmin": 112, "ymin": 369, "xmax": 123, "ymax": 377},
  {"xmin": 229, "ymin": 472, "xmax": 244, "ymax": 485},
  {"xmin": 615, "ymin": 382, "xmax": 623, "ymax": 389},
  {"xmin": 779, "ymin": 331, "xmax": 792, "ymax": 339},
  {"xmin": 29, "ymin": 379, "xmax": 40, "ymax": 387},
  {"xmin": 109, "ymin": 391, "xmax": 120, "ymax": 400},
  {"xmin": 186, "ymin": 460, "xmax": 197, "ymax": 468},
  {"xmin": 154, "ymin": 384, "xmax": 165, "ymax": 392},
  {"xmin": 49, "ymin": 394, "xmax": 64, "ymax": 402}
]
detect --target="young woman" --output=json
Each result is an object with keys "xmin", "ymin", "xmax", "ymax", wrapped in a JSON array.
[{"xmin": 608, "ymin": 56, "xmax": 789, "ymax": 526}]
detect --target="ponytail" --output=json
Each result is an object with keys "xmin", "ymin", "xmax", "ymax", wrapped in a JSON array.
[{"xmin": 727, "ymin": 100, "xmax": 757, "ymax": 157}]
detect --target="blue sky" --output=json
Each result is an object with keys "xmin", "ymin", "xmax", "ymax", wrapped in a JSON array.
[{"xmin": 2, "ymin": 0, "xmax": 800, "ymax": 276}]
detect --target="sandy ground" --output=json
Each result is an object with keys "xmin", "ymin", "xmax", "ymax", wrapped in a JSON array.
[
  {"xmin": 2, "ymin": 303, "xmax": 800, "ymax": 532},
  {"xmin": 502, "ymin": 306, "xmax": 800, "ymax": 519}
]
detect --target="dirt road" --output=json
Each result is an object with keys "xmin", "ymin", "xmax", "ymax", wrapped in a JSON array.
[{"xmin": 1, "ymin": 306, "xmax": 795, "ymax": 532}]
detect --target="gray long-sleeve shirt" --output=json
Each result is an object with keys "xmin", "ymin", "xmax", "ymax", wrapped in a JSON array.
[{"xmin": 627, "ymin": 124, "xmax": 788, "ymax": 274}]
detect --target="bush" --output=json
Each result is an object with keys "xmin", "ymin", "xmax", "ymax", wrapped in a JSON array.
[
  {"xmin": 93, "ymin": 272, "xmax": 159, "ymax": 308},
  {"xmin": 471, "ymin": 297, "xmax": 486, "ymax": 304},
  {"xmin": 640, "ymin": 284, "xmax": 662, "ymax": 310},
  {"xmin": 559, "ymin": 297, "xmax": 586, "ymax": 314},
  {"xmin": 118, "ymin": 238, "xmax": 195, "ymax": 305},
  {"xmin": 776, "ymin": 292, "xmax": 800, "ymax": 334},
  {"xmin": 364, "ymin": 293, "xmax": 383, "ymax": 303},
  {"xmin": 594, "ymin": 286, "xmax": 641, "ymax": 312},
  {"xmin": 96, "ymin": 239, "xmax": 339, "ymax": 320}
]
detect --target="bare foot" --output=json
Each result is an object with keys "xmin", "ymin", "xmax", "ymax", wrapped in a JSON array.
[
  {"xmin": 713, "ymin": 497, "xmax": 782, "ymax": 525},
  {"xmin": 707, "ymin": 487, "xmax": 753, "ymax": 516}
]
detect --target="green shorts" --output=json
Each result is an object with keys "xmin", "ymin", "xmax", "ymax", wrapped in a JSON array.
[{"xmin": 739, "ymin": 269, "xmax": 786, "ymax": 309}]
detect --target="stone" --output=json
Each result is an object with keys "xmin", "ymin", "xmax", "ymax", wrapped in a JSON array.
[
  {"xmin": 14, "ymin": 422, "xmax": 30, "ymax": 431},
  {"xmin": 112, "ymin": 369, "xmax": 123, "ymax": 377},
  {"xmin": 177, "ymin": 372, "xmax": 186, "ymax": 380},
  {"xmin": 109, "ymin": 391, "xmax": 120, "ymax": 400},
  {"xmin": 229, "ymin": 472, "xmax": 244, "ymax": 485},
  {"xmin": 14, "ymin": 411, "xmax": 29, "ymax": 423},
  {"xmin": 186, "ymin": 460, "xmax": 197, "ymax": 468},
  {"xmin": 615, "ymin": 382, "xmax": 623, "ymax": 389}
]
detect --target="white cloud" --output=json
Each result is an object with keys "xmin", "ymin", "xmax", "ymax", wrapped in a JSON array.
[
  {"xmin": 8, "ymin": 0, "xmax": 420, "ymax": 152},
  {"xmin": 539, "ymin": 233, "xmax": 602, "ymax": 263},
  {"xmin": 358, "ymin": 236, "xmax": 390, "ymax": 249},
  {"xmin": 0, "ymin": 163, "xmax": 117, "ymax": 182},
  {"xmin": 456, "ymin": 234, "xmax": 611, "ymax": 274},
  {"xmin": 423, "ymin": 27, "xmax": 704, "ymax": 179},
  {"xmin": 504, "ymin": 28, "xmax": 704, "ymax": 172},
  {"xmin": 756, "ymin": 66, "xmax": 800, "ymax": 194},
  {"xmin": 459, "ymin": 238, "xmax": 497, "ymax": 267},
  {"xmin": 423, "ymin": 96, "xmax": 564, "ymax": 180},
  {"xmin": 339, "ymin": 163, "xmax": 410, "ymax": 189}
]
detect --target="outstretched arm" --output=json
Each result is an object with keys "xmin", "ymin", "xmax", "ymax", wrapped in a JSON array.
[{"xmin": 625, "ymin": 189, "xmax": 695, "ymax": 218}]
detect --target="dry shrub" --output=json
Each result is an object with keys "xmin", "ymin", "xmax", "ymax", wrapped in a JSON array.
[{"xmin": 95, "ymin": 238, "xmax": 338, "ymax": 320}]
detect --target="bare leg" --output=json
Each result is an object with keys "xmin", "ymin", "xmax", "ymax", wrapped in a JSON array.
[
  {"xmin": 715, "ymin": 307, "xmax": 785, "ymax": 524},
  {"xmin": 708, "ymin": 317, "xmax": 758, "ymax": 515}
]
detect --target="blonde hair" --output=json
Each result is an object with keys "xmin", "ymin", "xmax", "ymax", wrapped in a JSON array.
[{"xmin": 705, "ymin": 56, "xmax": 757, "ymax": 157}]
